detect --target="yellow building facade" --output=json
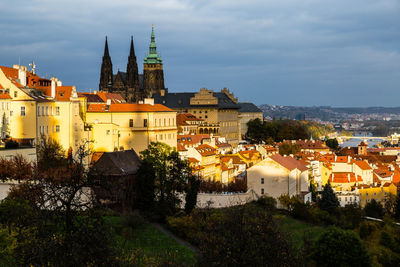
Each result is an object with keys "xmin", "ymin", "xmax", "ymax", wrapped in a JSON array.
[
  {"xmin": 85, "ymin": 102, "xmax": 177, "ymax": 153},
  {"xmin": 358, "ymin": 183, "xmax": 397, "ymax": 207}
]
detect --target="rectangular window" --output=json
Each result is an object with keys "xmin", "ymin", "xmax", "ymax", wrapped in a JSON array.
[
  {"xmin": 144, "ymin": 119, "xmax": 148, "ymax": 127},
  {"xmin": 55, "ymin": 107, "xmax": 60, "ymax": 116},
  {"xmin": 261, "ymin": 178, "xmax": 264, "ymax": 184},
  {"xmin": 129, "ymin": 119, "xmax": 133, "ymax": 127},
  {"xmin": 10, "ymin": 110, "xmax": 13, "ymax": 116},
  {"xmin": 42, "ymin": 106, "xmax": 44, "ymax": 115},
  {"xmin": 154, "ymin": 119, "xmax": 157, "ymax": 126},
  {"xmin": 50, "ymin": 106, "xmax": 53, "ymax": 116},
  {"xmin": 14, "ymin": 91, "xmax": 17, "ymax": 98},
  {"xmin": 106, "ymin": 130, "xmax": 110, "ymax": 135},
  {"xmin": 20, "ymin": 106, "xmax": 25, "ymax": 116},
  {"xmin": 37, "ymin": 106, "xmax": 40, "ymax": 116},
  {"xmin": 46, "ymin": 106, "xmax": 49, "ymax": 116},
  {"xmin": 261, "ymin": 188, "xmax": 264, "ymax": 195},
  {"xmin": 46, "ymin": 125, "xmax": 49, "ymax": 134}
]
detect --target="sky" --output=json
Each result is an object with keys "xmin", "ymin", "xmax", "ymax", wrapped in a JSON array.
[{"xmin": 0, "ymin": 0, "xmax": 399, "ymax": 107}]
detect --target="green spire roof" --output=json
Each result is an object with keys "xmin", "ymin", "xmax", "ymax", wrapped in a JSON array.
[{"xmin": 144, "ymin": 25, "xmax": 162, "ymax": 64}]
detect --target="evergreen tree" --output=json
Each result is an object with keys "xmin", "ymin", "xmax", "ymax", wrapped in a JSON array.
[
  {"xmin": 393, "ymin": 192, "xmax": 400, "ymax": 220},
  {"xmin": 0, "ymin": 112, "xmax": 9, "ymax": 138},
  {"xmin": 364, "ymin": 199, "xmax": 384, "ymax": 219},
  {"xmin": 184, "ymin": 174, "xmax": 200, "ymax": 214},
  {"xmin": 134, "ymin": 161, "xmax": 155, "ymax": 211},
  {"xmin": 309, "ymin": 181, "xmax": 317, "ymax": 202},
  {"xmin": 319, "ymin": 182, "xmax": 339, "ymax": 213}
]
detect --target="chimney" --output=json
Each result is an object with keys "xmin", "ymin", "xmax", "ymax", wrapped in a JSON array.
[
  {"xmin": 94, "ymin": 90, "xmax": 97, "ymax": 94},
  {"xmin": 160, "ymin": 89, "xmax": 165, "ymax": 97},
  {"xmin": 56, "ymin": 78, "xmax": 62, "ymax": 86},
  {"xmin": 106, "ymin": 99, "xmax": 111, "ymax": 106},
  {"xmin": 18, "ymin": 66, "xmax": 27, "ymax": 86},
  {"xmin": 144, "ymin": 98, "xmax": 154, "ymax": 106},
  {"xmin": 347, "ymin": 173, "xmax": 350, "ymax": 182},
  {"xmin": 51, "ymin": 77, "xmax": 56, "ymax": 98}
]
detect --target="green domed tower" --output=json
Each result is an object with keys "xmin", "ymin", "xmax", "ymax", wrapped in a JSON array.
[{"xmin": 143, "ymin": 25, "xmax": 165, "ymax": 98}]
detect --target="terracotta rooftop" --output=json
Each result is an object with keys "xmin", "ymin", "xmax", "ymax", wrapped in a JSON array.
[
  {"xmin": 176, "ymin": 113, "xmax": 203, "ymax": 126},
  {"xmin": 177, "ymin": 134, "xmax": 210, "ymax": 146},
  {"xmin": 196, "ymin": 144, "xmax": 217, "ymax": 157},
  {"xmin": 87, "ymin": 103, "xmax": 174, "ymax": 112},
  {"xmin": 354, "ymin": 160, "xmax": 372, "ymax": 170},
  {"xmin": 329, "ymin": 172, "xmax": 362, "ymax": 183},
  {"xmin": 270, "ymin": 154, "xmax": 308, "ymax": 172}
]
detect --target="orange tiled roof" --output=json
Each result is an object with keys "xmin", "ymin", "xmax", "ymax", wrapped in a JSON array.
[
  {"xmin": 374, "ymin": 168, "xmax": 392, "ymax": 178},
  {"xmin": 270, "ymin": 154, "xmax": 308, "ymax": 172},
  {"xmin": 95, "ymin": 92, "xmax": 126, "ymax": 104},
  {"xmin": 196, "ymin": 144, "xmax": 217, "ymax": 157},
  {"xmin": 0, "ymin": 90, "xmax": 11, "ymax": 99},
  {"xmin": 188, "ymin": 157, "xmax": 199, "ymax": 163},
  {"xmin": 87, "ymin": 103, "xmax": 173, "ymax": 112},
  {"xmin": 220, "ymin": 155, "xmax": 246, "ymax": 165},
  {"xmin": 177, "ymin": 134, "xmax": 210, "ymax": 146},
  {"xmin": 177, "ymin": 113, "xmax": 203, "ymax": 126},
  {"xmin": 177, "ymin": 143, "xmax": 187, "ymax": 152},
  {"xmin": 329, "ymin": 172, "xmax": 362, "ymax": 183},
  {"xmin": 354, "ymin": 160, "xmax": 372, "ymax": 170}
]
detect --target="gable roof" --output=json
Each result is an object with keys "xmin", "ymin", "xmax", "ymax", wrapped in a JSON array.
[
  {"xmin": 91, "ymin": 150, "xmax": 141, "ymax": 176},
  {"xmin": 270, "ymin": 154, "xmax": 308, "ymax": 172},
  {"xmin": 354, "ymin": 160, "xmax": 372, "ymax": 170}
]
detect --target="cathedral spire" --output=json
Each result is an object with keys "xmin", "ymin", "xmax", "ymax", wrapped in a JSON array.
[
  {"xmin": 129, "ymin": 36, "xmax": 135, "ymax": 57},
  {"xmin": 99, "ymin": 36, "xmax": 113, "ymax": 91},
  {"xmin": 104, "ymin": 36, "xmax": 110, "ymax": 58}
]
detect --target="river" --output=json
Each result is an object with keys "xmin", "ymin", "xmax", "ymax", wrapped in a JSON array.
[{"xmin": 340, "ymin": 132, "xmax": 385, "ymax": 148}]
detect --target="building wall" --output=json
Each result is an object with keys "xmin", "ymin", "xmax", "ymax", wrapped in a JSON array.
[
  {"xmin": 86, "ymin": 110, "xmax": 177, "ymax": 153},
  {"xmin": 0, "ymin": 98, "xmax": 11, "ymax": 138},
  {"xmin": 359, "ymin": 184, "xmax": 397, "ymax": 207},
  {"xmin": 218, "ymin": 109, "xmax": 239, "ymax": 146},
  {"xmin": 238, "ymin": 111, "xmax": 263, "ymax": 138},
  {"xmin": 247, "ymin": 159, "xmax": 296, "ymax": 198}
]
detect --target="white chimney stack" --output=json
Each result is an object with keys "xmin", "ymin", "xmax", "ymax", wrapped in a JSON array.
[
  {"xmin": 18, "ymin": 66, "xmax": 27, "ymax": 86},
  {"xmin": 106, "ymin": 99, "xmax": 111, "ymax": 106},
  {"xmin": 51, "ymin": 77, "xmax": 56, "ymax": 98},
  {"xmin": 144, "ymin": 98, "xmax": 154, "ymax": 106}
]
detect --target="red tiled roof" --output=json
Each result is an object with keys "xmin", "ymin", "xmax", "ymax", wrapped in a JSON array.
[
  {"xmin": 0, "ymin": 90, "xmax": 11, "ymax": 99},
  {"xmin": 177, "ymin": 134, "xmax": 210, "ymax": 146},
  {"xmin": 196, "ymin": 144, "xmax": 217, "ymax": 157},
  {"xmin": 95, "ymin": 92, "xmax": 126, "ymax": 104},
  {"xmin": 87, "ymin": 103, "xmax": 173, "ymax": 112},
  {"xmin": 177, "ymin": 143, "xmax": 187, "ymax": 152},
  {"xmin": 188, "ymin": 157, "xmax": 199, "ymax": 163},
  {"xmin": 270, "ymin": 154, "xmax": 308, "ymax": 172},
  {"xmin": 374, "ymin": 168, "xmax": 392, "ymax": 178},
  {"xmin": 216, "ymin": 142, "xmax": 231, "ymax": 148},
  {"xmin": 354, "ymin": 160, "xmax": 372, "ymax": 170},
  {"xmin": 176, "ymin": 113, "xmax": 203, "ymax": 126},
  {"xmin": 220, "ymin": 155, "xmax": 245, "ymax": 165},
  {"xmin": 329, "ymin": 172, "xmax": 362, "ymax": 183}
]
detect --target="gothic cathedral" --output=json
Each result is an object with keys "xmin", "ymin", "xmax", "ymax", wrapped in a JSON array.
[{"xmin": 99, "ymin": 26, "xmax": 165, "ymax": 103}]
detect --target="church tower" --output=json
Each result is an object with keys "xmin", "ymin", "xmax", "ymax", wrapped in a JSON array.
[
  {"xmin": 99, "ymin": 37, "xmax": 113, "ymax": 91},
  {"xmin": 143, "ymin": 25, "xmax": 165, "ymax": 98},
  {"xmin": 126, "ymin": 36, "xmax": 140, "ymax": 102}
]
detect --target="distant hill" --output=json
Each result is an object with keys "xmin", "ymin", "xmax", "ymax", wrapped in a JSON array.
[{"xmin": 259, "ymin": 105, "xmax": 400, "ymax": 121}]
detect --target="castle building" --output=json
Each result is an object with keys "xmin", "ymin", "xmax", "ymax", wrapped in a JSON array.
[{"xmin": 99, "ymin": 26, "xmax": 165, "ymax": 103}]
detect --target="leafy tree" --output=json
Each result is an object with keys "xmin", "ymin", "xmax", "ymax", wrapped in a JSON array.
[
  {"xmin": 384, "ymin": 193, "xmax": 397, "ymax": 216},
  {"xmin": 313, "ymin": 227, "xmax": 371, "ymax": 267},
  {"xmin": 191, "ymin": 205, "xmax": 300, "ymax": 266},
  {"xmin": 139, "ymin": 142, "xmax": 198, "ymax": 218},
  {"xmin": 309, "ymin": 181, "xmax": 317, "ymax": 202},
  {"xmin": 36, "ymin": 135, "xmax": 66, "ymax": 171},
  {"xmin": 4, "ymin": 138, "xmax": 117, "ymax": 266},
  {"xmin": 278, "ymin": 194, "xmax": 301, "ymax": 212},
  {"xmin": 325, "ymin": 138, "xmax": 339, "ymax": 150},
  {"xmin": 184, "ymin": 175, "xmax": 200, "ymax": 214},
  {"xmin": 394, "ymin": 192, "xmax": 400, "ymax": 220},
  {"xmin": 134, "ymin": 161, "xmax": 155, "ymax": 211},
  {"xmin": 279, "ymin": 142, "xmax": 301, "ymax": 156},
  {"xmin": 246, "ymin": 118, "xmax": 266, "ymax": 143},
  {"xmin": 364, "ymin": 199, "xmax": 384, "ymax": 219},
  {"xmin": 318, "ymin": 182, "xmax": 339, "ymax": 213}
]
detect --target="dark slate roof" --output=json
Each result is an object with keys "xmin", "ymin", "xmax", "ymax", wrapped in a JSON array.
[
  {"xmin": 153, "ymin": 91, "xmax": 239, "ymax": 109},
  {"xmin": 238, "ymin": 102, "xmax": 262, "ymax": 113},
  {"xmin": 92, "ymin": 150, "xmax": 141, "ymax": 176}
]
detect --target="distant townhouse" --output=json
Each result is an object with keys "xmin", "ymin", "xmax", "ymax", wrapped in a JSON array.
[
  {"xmin": 247, "ymin": 154, "xmax": 310, "ymax": 203},
  {"xmin": 176, "ymin": 113, "xmax": 203, "ymax": 134}
]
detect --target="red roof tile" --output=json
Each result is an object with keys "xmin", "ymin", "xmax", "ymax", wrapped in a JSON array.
[
  {"xmin": 354, "ymin": 160, "xmax": 372, "ymax": 170},
  {"xmin": 196, "ymin": 144, "xmax": 217, "ymax": 157},
  {"xmin": 270, "ymin": 154, "xmax": 308, "ymax": 172},
  {"xmin": 87, "ymin": 103, "xmax": 173, "ymax": 112}
]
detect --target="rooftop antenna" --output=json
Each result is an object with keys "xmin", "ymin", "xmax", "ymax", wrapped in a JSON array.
[
  {"xmin": 18, "ymin": 56, "xmax": 21, "ymax": 66},
  {"xmin": 29, "ymin": 61, "xmax": 36, "ymax": 74}
]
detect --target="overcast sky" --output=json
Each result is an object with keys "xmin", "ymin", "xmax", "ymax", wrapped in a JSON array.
[{"xmin": 1, "ymin": 0, "xmax": 399, "ymax": 106}]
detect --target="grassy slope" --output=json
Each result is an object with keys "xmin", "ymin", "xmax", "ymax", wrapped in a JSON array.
[
  {"xmin": 274, "ymin": 214, "xmax": 325, "ymax": 248},
  {"xmin": 106, "ymin": 216, "xmax": 197, "ymax": 266}
]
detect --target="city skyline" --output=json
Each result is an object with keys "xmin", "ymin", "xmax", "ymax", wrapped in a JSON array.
[{"xmin": 0, "ymin": 0, "xmax": 399, "ymax": 106}]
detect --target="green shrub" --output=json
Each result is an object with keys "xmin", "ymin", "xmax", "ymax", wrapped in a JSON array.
[
  {"xmin": 256, "ymin": 195, "xmax": 276, "ymax": 211},
  {"xmin": 121, "ymin": 212, "xmax": 146, "ymax": 230},
  {"xmin": 380, "ymin": 231, "xmax": 396, "ymax": 251},
  {"xmin": 359, "ymin": 221, "xmax": 377, "ymax": 239},
  {"xmin": 313, "ymin": 227, "xmax": 371, "ymax": 267}
]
